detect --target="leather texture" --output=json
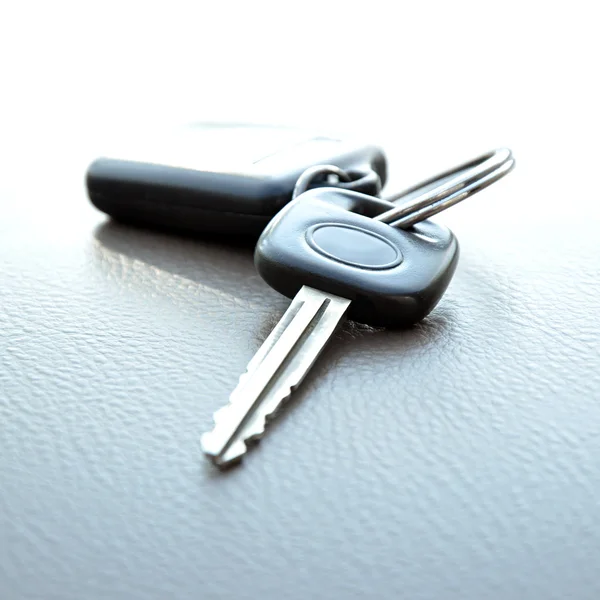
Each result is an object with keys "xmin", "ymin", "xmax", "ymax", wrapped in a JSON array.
[
  {"xmin": 2, "ymin": 3, "xmax": 600, "ymax": 599},
  {"xmin": 3, "ymin": 151, "xmax": 600, "ymax": 600}
]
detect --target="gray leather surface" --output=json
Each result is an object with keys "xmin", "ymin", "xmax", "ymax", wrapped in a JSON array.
[
  {"xmin": 2, "ymin": 141, "xmax": 600, "ymax": 600},
  {"xmin": 2, "ymin": 4, "xmax": 600, "ymax": 598}
]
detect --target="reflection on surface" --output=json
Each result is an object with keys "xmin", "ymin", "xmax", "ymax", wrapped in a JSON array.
[
  {"xmin": 93, "ymin": 218, "xmax": 452, "ymax": 352},
  {"xmin": 93, "ymin": 220, "xmax": 258, "ymax": 304}
]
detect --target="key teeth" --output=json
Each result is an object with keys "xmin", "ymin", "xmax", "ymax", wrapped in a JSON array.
[
  {"xmin": 236, "ymin": 368, "xmax": 254, "ymax": 389},
  {"xmin": 212, "ymin": 367, "xmax": 257, "ymax": 423},
  {"xmin": 203, "ymin": 382, "xmax": 297, "ymax": 468},
  {"xmin": 213, "ymin": 405, "xmax": 230, "ymax": 423},
  {"xmin": 202, "ymin": 287, "xmax": 350, "ymax": 468},
  {"xmin": 241, "ymin": 379, "xmax": 298, "ymax": 441},
  {"xmin": 209, "ymin": 364, "xmax": 293, "ymax": 432}
]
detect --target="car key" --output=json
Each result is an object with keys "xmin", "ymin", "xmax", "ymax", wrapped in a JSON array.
[
  {"xmin": 201, "ymin": 148, "xmax": 515, "ymax": 466},
  {"xmin": 201, "ymin": 188, "xmax": 459, "ymax": 466},
  {"xmin": 86, "ymin": 122, "xmax": 387, "ymax": 237}
]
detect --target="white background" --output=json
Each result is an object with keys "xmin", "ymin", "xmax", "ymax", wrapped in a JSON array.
[{"xmin": 1, "ymin": 1, "xmax": 598, "ymax": 223}]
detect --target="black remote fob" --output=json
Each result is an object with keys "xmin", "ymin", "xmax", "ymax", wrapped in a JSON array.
[{"xmin": 86, "ymin": 123, "xmax": 387, "ymax": 238}]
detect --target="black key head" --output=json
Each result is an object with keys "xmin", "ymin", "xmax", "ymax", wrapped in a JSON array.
[{"xmin": 254, "ymin": 189, "xmax": 459, "ymax": 328}]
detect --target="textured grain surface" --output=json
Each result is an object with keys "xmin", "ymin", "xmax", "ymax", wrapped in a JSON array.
[{"xmin": 2, "ymin": 2, "xmax": 600, "ymax": 599}]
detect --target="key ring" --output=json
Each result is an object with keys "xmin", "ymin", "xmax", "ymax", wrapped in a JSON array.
[
  {"xmin": 293, "ymin": 148, "xmax": 514, "ymax": 229},
  {"xmin": 292, "ymin": 165, "xmax": 352, "ymax": 200},
  {"xmin": 375, "ymin": 148, "xmax": 515, "ymax": 227},
  {"xmin": 292, "ymin": 165, "xmax": 383, "ymax": 200}
]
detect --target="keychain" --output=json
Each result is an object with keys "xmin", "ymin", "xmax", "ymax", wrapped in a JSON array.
[
  {"xmin": 202, "ymin": 148, "xmax": 515, "ymax": 466},
  {"xmin": 292, "ymin": 148, "xmax": 515, "ymax": 226}
]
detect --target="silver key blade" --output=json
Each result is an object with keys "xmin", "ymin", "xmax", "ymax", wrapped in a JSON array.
[{"xmin": 201, "ymin": 286, "xmax": 351, "ymax": 467}]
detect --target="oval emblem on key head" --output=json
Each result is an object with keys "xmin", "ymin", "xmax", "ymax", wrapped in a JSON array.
[{"xmin": 306, "ymin": 224, "xmax": 402, "ymax": 270}]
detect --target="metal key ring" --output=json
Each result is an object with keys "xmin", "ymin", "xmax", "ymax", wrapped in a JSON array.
[
  {"xmin": 292, "ymin": 165, "xmax": 352, "ymax": 200},
  {"xmin": 292, "ymin": 164, "xmax": 384, "ymax": 199},
  {"xmin": 375, "ymin": 148, "xmax": 515, "ymax": 228}
]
